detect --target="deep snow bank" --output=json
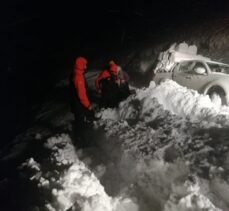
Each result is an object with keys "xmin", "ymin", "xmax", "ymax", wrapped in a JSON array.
[
  {"xmin": 100, "ymin": 79, "xmax": 229, "ymax": 124},
  {"xmin": 5, "ymin": 78, "xmax": 229, "ymax": 211},
  {"xmin": 20, "ymin": 134, "xmax": 139, "ymax": 211},
  {"xmin": 96, "ymin": 79, "xmax": 229, "ymax": 211}
]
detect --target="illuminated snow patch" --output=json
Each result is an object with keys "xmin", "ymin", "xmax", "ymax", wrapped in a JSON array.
[
  {"xmin": 143, "ymin": 80, "xmax": 229, "ymax": 120},
  {"xmin": 163, "ymin": 178, "xmax": 222, "ymax": 211},
  {"xmin": 51, "ymin": 162, "xmax": 139, "ymax": 211},
  {"xmin": 44, "ymin": 134, "xmax": 77, "ymax": 165},
  {"xmin": 99, "ymin": 80, "xmax": 229, "ymax": 124},
  {"xmin": 96, "ymin": 79, "xmax": 229, "ymax": 211},
  {"xmin": 21, "ymin": 134, "xmax": 139, "ymax": 211}
]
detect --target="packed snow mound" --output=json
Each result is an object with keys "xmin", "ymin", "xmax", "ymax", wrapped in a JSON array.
[
  {"xmin": 96, "ymin": 79, "xmax": 229, "ymax": 210},
  {"xmin": 8, "ymin": 78, "xmax": 229, "ymax": 211},
  {"xmin": 155, "ymin": 42, "xmax": 210, "ymax": 73},
  {"xmin": 163, "ymin": 178, "xmax": 222, "ymax": 211},
  {"xmin": 144, "ymin": 80, "xmax": 229, "ymax": 122},
  {"xmin": 99, "ymin": 79, "xmax": 229, "ymax": 124},
  {"xmin": 20, "ymin": 134, "xmax": 139, "ymax": 211}
]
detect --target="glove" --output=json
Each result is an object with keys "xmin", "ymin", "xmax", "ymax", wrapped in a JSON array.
[{"xmin": 88, "ymin": 105, "xmax": 93, "ymax": 111}]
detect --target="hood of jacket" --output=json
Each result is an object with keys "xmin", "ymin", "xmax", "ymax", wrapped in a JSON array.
[
  {"xmin": 110, "ymin": 64, "xmax": 118, "ymax": 75},
  {"xmin": 74, "ymin": 57, "xmax": 87, "ymax": 73}
]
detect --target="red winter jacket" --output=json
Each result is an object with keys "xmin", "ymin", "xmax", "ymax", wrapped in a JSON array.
[
  {"xmin": 72, "ymin": 57, "xmax": 91, "ymax": 109},
  {"xmin": 95, "ymin": 64, "xmax": 118, "ymax": 91}
]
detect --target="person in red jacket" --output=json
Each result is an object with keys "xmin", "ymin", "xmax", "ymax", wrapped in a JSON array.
[
  {"xmin": 95, "ymin": 63, "xmax": 119, "ymax": 93},
  {"xmin": 95, "ymin": 61, "xmax": 130, "ymax": 107},
  {"xmin": 70, "ymin": 56, "xmax": 94, "ymax": 125}
]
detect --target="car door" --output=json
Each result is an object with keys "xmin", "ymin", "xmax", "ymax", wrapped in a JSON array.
[{"xmin": 172, "ymin": 61, "xmax": 211, "ymax": 91}]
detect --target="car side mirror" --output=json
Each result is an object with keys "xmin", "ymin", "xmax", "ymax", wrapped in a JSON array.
[{"xmin": 194, "ymin": 67, "xmax": 206, "ymax": 75}]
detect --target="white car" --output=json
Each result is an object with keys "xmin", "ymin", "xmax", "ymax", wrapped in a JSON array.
[{"xmin": 153, "ymin": 44, "xmax": 229, "ymax": 106}]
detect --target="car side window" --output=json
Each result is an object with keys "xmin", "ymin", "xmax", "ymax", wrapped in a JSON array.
[
  {"xmin": 191, "ymin": 62, "xmax": 207, "ymax": 74},
  {"xmin": 173, "ymin": 63, "xmax": 180, "ymax": 72},
  {"xmin": 207, "ymin": 63, "xmax": 229, "ymax": 74},
  {"xmin": 177, "ymin": 61, "xmax": 195, "ymax": 73}
]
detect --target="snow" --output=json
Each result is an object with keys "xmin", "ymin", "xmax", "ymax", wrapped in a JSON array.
[
  {"xmin": 44, "ymin": 134, "xmax": 78, "ymax": 165},
  {"xmin": 21, "ymin": 157, "xmax": 41, "ymax": 171},
  {"xmin": 163, "ymin": 176, "xmax": 222, "ymax": 211},
  {"xmin": 164, "ymin": 192, "xmax": 222, "ymax": 211},
  {"xmin": 95, "ymin": 79, "xmax": 229, "ymax": 210},
  {"xmin": 6, "ymin": 74, "xmax": 229, "ymax": 210},
  {"xmin": 155, "ymin": 42, "xmax": 210, "ymax": 72},
  {"xmin": 145, "ymin": 80, "xmax": 229, "ymax": 122},
  {"xmin": 98, "ymin": 79, "xmax": 229, "ymax": 124},
  {"xmin": 20, "ymin": 134, "xmax": 139, "ymax": 211}
]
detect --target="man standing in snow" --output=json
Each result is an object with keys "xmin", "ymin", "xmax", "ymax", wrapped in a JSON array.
[{"xmin": 70, "ymin": 56, "xmax": 94, "ymax": 126}]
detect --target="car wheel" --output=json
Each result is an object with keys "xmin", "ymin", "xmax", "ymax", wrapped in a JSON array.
[{"xmin": 208, "ymin": 86, "xmax": 227, "ymax": 106}]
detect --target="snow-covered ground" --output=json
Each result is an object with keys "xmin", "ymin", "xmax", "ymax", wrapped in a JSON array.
[
  {"xmin": 96, "ymin": 79, "xmax": 229, "ymax": 211},
  {"xmin": 1, "ymin": 78, "xmax": 229, "ymax": 211}
]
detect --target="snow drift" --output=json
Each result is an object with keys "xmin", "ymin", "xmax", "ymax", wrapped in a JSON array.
[
  {"xmin": 20, "ymin": 134, "xmax": 139, "ymax": 211},
  {"xmin": 96, "ymin": 79, "xmax": 229, "ymax": 211},
  {"xmin": 2, "ymin": 78, "xmax": 229, "ymax": 211}
]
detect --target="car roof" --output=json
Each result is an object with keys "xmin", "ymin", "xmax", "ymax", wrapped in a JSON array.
[
  {"xmin": 177, "ymin": 59, "xmax": 229, "ymax": 67},
  {"xmin": 205, "ymin": 60, "xmax": 229, "ymax": 67}
]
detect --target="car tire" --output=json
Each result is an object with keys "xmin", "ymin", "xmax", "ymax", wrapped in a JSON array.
[{"xmin": 207, "ymin": 86, "xmax": 227, "ymax": 106}]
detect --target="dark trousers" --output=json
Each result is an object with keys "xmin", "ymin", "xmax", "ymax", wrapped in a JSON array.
[
  {"xmin": 118, "ymin": 82, "xmax": 131, "ymax": 100},
  {"xmin": 100, "ymin": 81, "xmax": 130, "ymax": 108}
]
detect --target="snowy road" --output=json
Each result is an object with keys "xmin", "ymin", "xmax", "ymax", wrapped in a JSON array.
[{"xmin": 1, "ymin": 79, "xmax": 229, "ymax": 211}]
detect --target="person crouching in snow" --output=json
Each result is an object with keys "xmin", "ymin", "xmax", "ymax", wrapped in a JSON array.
[
  {"xmin": 70, "ymin": 57, "xmax": 94, "ymax": 126},
  {"xmin": 95, "ymin": 61, "xmax": 130, "ymax": 108},
  {"xmin": 108, "ymin": 61, "xmax": 131, "ymax": 101}
]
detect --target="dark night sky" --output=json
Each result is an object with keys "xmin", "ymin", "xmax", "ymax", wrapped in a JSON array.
[
  {"xmin": 1, "ymin": 0, "xmax": 229, "ymax": 65},
  {"xmin": 0, "ymin": 0, "xmax": 229, "ymax": 146},
  {"xmin": 1, "ymin": 0, "xmax": 229, "ymax": 62}
]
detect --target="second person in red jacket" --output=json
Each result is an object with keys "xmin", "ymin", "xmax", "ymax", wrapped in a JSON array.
[{"xmin": 95, "ymin": 62, "xmax": 130, "ymax": 107}]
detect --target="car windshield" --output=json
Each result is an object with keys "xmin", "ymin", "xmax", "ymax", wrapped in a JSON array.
[{"xmin": 207, "ymin": 62, "xmax": 229, "ymax": 74}]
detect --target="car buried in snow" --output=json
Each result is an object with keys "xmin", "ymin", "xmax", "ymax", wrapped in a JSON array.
[{"xmin": 153, "ymin": 43, "xmax": 229, "ymax": 106}]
